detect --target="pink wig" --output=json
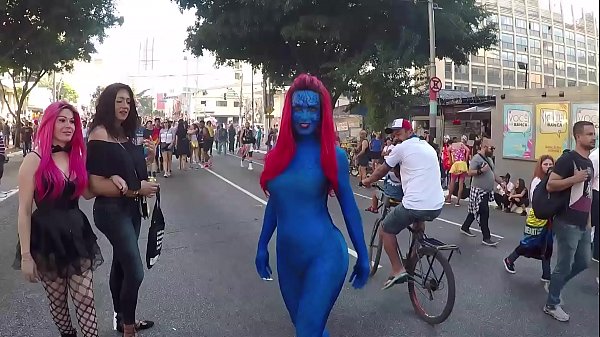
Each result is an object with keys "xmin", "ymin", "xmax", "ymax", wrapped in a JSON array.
[
  {"xmin": 34, "ymin": 101, "xmax": 88, "ymax": 200},
  {"xmin": 260, "ymin": 74, "xmax": 338, "ymax": 192}
]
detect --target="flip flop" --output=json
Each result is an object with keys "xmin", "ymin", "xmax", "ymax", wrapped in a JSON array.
[
  {"xmin": 364, "ymin": 207, "xmax": 378, "ymax": 214},
  {"xmin": 382, "ymin": 272, "xmax": 409, "ymax": 290}
]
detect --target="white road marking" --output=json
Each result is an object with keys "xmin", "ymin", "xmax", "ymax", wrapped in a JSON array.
[
  {"xmin": 0, "ymin": 188, "xmax": 19, "ymax": 204},
  {"xmin": 228, "ymin": 152, "xmax": 504, "ymax": 240},
  {"xmin": 203, "ymin": 166, "xmax": 381, "ymax": 268}
]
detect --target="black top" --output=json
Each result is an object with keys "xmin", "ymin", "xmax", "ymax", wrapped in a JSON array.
[
  {"xmin": 553, "ymin": 150, "xmax": 594, "ymax": 227},
  {"xmin": 86, "ymin": 140, "xmax": 148, "ymax": 191}
]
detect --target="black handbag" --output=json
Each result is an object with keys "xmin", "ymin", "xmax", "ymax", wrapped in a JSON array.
[{"xmin": 146, "ymin": 190, "xmax": 165, "ymax": 269}]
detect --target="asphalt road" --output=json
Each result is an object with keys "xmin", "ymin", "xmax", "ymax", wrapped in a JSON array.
[{"xmin": 0, "ymin": 151, "xmax": 598, "ymax": 337}]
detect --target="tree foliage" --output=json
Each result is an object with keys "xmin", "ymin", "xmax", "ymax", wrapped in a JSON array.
[
  {"xmin": 59, "ymin": 83, "xmax": 79, "ymax": 103},
  {"xmin": 0, "ymin": 0, "xmax": 121, "ymax": 142},
  {"xmin": 177, "ymin": 0, "xmax": 497, "ymax": 107}
]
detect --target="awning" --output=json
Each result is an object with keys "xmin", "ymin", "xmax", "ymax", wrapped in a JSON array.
[{"xmin": 457, "ymin": 106, "xmax": 492, "ymax": 113}]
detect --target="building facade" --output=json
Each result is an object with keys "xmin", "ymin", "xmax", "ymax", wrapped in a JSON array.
[{"xmin": 441, "ymin": 0, "xmax": 599, "ymax": 95}]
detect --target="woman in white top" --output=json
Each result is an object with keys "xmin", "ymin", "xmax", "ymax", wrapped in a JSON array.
[
  {"xmin": 382, "ymin": 138, "xmax": 394, "ymax": 160},
  {"xmin": 159, "ymin": 121, "xmax": 176, "ymax": 177}
]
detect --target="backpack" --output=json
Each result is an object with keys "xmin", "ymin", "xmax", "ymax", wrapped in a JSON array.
[{"xmin": 531, "ymin": 155, "xmax": 572, "ymax": 220}]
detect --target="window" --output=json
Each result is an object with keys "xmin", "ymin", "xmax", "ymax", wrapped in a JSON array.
[
  {"xmin": 543, "ymin": 41, "xmax": 553, "ymax": 57},
  {"xmin": 566, "ymin": 47, "xmax": 576, "ymax": 62},
  {"xmin": 454, "ymin": 84, "xmax": 470, "ymax": 92},
  {"xmin": 529, "ymin": 22, "xmax": 540, "ymax": 37},
  {"xmin": 516, "ymin": 54, "xmax": 529, "ymax": 67},
  {"xmin": 471, "ymin": 54, "xmax": 485, "ymax": 64},
  {"xmin": 488, "ymin": 86, "xmax": 502, "ymax": 96},
  {"xmin": 529, "ymin": 39, "xmax": 541, "ymax": 54},
  {"xmin": 517, "ymin": 72, "xmax": 528, "ymax": 88},
  {"xmin": 500, "ymin": 15, "xmax": 513, "ymax": 31},
  {"xmin": 233, "ymin": 101, "xmax": 240, "ymax": 107},
  {"xmin": 503, "ymin": 70, "xmax": 515, "ymax": 88},
  {"xmin": 530, "ymin": 73, "xmax": 543, "ymax": 88},
  {"xmin": 556, "ymin": 77, "xmax": 566, "ymax": 87},
  {"xmin": 568, "ymin": 80, "xmax": 577, "ymax": 87},
  {"xmin": 530, "ymin": 56, "xmax": 542, "ymax": 72},
  {"xmin": 577, "ymin": 49, "xmax": 586, "ymax": 63},
  {"xmin": 544, "ymin": 75, "xmax": 554, "ymax": 87},
  {"xmin": 471, "ymin": 86, "xmax": 485, "ymax": 96},
  {"xmin": 565, "ymin": 31, "xmax": 576, "ymax": 46},
  {"xmin": 487, "ymin": 14, "xmax": 498, "ymax": 25},
  {"xmin": 216, "ymin": 100, "xmax": 228, "ymax": 107},
  {"xmin": 502, "ymin": 51, "xmax": 515, "ymax": 68},
  {"xmin": 445, "ymin": 82, "xmax": 453, "ymax": 89},
  {"xmin": 471, "ymin": 65, "xmax": 486, "ymax": 82},
  {"xmin": 578, "ymin": 67, "xmax": 587, "ymax": 81},
  {"xmin": 588, "ymin": 38, "xmax": 597, "ymax": 52},
  {"xmin": 487, "ymin": 49, "xmax": 501, "ymax": 66},
  {"xmin": 200, "ymin": 100, "xmax": 207, "ymax": 105},
  {"xmin": 445, "ymin": 61, "xmax": 453, "ymax": 79},
  {"xmin": 553, "ymin": 28, "xmax": 564, "ymax": 43},
  {"xmin": 588, "ymin": 54, "xmax": 596, "ymax": 66},
  {"xmin": 501, "ymin": 34, "xmax": 514, "ymax": 50},
  {"xmin": 544, "ymin": 59, "xmax": 554, "ymax": 73},
  {"xmin": 576, "ymin": 34, "xmax": 586, "ymax": 48},
  {"xmin": 589, "ymin": 69, "xmax": 597, "ymax": 83},
  {"xmin": 555, "ymin": 61, "xmax": 566, "ymax": 76},
  {"xmin": 555, "ymin": 45, "xmax": 565, "ymax": 60},
  {"xmin": 515, "ymin": 18, "xmax": 527, "ymax": 35},
  {"xmin": 454, "ymin": 65, "xmax": 469, "ymax": 81},
  {"xmin": 234, "ymin": 73, "xmax": 242, "ymax": 80},
  {"xmin": 542, "ymin": 25, "xmax": 552, "ymax": 40},
  {"xmin": 516, "ymin": 36, "xmax": 528, "ymax": 52},
  {"xmin": 487, "ymin": 68, "xmax": 501, "ymax": 85},
  {"xmin": 567, "ymin": 64, "xmax": 576, "ymax": 78}
]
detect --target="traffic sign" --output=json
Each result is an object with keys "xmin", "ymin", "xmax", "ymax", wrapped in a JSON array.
[{"xmin": 429, "ymin": 77, "xmax": 442, "ymax": 92}]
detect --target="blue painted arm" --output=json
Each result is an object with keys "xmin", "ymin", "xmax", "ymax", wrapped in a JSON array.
[
  {"xmin": 256, "ymin": 196, "xmax": 276, "ymax": 280},
  {"xmin": 335, "ymin": 147, "xmax": 370, "ymax": 288}
]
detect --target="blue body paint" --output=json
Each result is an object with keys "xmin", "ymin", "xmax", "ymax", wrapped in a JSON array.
[{"xmin": 256, "ymin": 90, "xmax": 369, "ymax": 337}]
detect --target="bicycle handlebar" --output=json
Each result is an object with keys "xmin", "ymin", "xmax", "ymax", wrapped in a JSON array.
[{"xmin": 358, "ymin": 181, "xmax": 384, "ymax": 192}]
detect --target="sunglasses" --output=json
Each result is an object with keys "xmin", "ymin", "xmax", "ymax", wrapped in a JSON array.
[{"xmin": 490, "ymin": 146, "xmax": 496, "ymax": 150}]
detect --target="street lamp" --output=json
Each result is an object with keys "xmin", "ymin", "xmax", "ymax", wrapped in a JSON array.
[
  {"xmin": 427, "ymin": 0, "xmax": 439, "ymax": 144},
  {"xmin": 517, "ymin": 61, "xmax": 529, "ymax": 89}
]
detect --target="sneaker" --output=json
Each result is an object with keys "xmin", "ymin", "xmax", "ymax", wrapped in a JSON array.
[
  {"xmin": 460, "ymin": 228, "xmax": 476, "ymax": 237},
  {"xmin": 592, "ymin": 257, "xmax": 599, "ymax": 263},
  {"xmin": 482, "ymin": 239, "xmax": 498, "ymax": 246},
  {"xmin": 540, "ymin": 277, "xmax": 551, "ymax": 283},
  {"xmin": 240, "ymin": 160, "xmax": 244, "ymax": 168},
  {"xmin": 543, "ymin": 305, "xmax": 570, "ymax": 322},
  {"xmin": 503, "ymin": 258, "xmax": 516, "ymax": 274},
  {"xmin": 248, "ymin": 163, "xmax": 254, "ymax": 171}
]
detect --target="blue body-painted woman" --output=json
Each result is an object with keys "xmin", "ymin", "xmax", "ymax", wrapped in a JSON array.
[{"xmin": 256, "ymin": 74, "xmax": 369, "ymax": 337}]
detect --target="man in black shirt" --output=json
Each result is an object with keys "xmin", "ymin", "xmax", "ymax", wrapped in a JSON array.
[{"xmin": 544, "ymin": 121, "xmax": 595, "ymax": 322}]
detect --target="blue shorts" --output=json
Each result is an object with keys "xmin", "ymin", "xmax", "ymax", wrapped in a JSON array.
[{"xmin": 383, "ymin": 180, "xmax": 404, "ymax": 201}]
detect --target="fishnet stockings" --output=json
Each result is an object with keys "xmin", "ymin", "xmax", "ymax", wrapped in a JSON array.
[{"xmin": 40, "ymin": 270, "xmax": 99, "ymax": 337}]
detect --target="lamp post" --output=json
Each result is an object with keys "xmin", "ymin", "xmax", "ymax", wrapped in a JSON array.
[
  {"xmin": 517, "ymin": 62, "xmax": 529, "ymax": 89},
  {"xmin": 427, "ymin": 0, "xmax": 438, "ymax": 144}
]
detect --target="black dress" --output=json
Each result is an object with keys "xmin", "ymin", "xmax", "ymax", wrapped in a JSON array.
[{"xmin": 15, "ymin": 179, "xmax": 103, "ymax": 281}]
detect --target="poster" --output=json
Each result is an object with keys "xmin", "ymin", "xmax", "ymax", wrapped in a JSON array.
[
  {"xmin": 570, "ymin": 103, "xmax": 599, "ymax": 148},
  {"xmin": 502, "ymin": 104, "xmax": 534, "ymax": 159},
  {"xmin": 535, "ymin": 103, "xmax": 570, "ymax": 159}
]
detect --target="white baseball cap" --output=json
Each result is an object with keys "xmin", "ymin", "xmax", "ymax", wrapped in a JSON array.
[{"xmin": 385, "ymin": 118, "xmax": 412, "ymax": 134}]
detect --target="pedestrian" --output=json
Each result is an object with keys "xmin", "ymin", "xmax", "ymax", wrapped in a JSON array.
[
  {"xmin": 21, "ymin": 121, "xmax": 34, "ymax": 156},
  {"xmin": 228, "ymin": 123, "xmax": 236, "ymax": 153},
  {"xmin": 0, "ymin": 131, "xmax": 6, "ymax": 195},
  {"xmin": 239, "ymin": 121, "xmax": 255, "ymax": 170},
  {"xmin": 255, "ymin": 125, "xmax": 262, "ymax": 150},
  {"xmin": 159, "ymin": 120, "xmax": 175, "ymax": 177},
  {"xmin": 175, "ymin": 119, "xmax": 191, "ymax": 171},
  {"xmin": 217, "ymin": 123, "xmax": 228, "ymax": 155},
  {"xmin": 503, "ymin": 155, "xmax": 555, "ymax": 282},
  {"xmin": 86, "ymin": 83, "xmax": 159, "ymax": 336},
  {"xmin": 16, "ymin": 101, "xmax": 105, "ymax": 337},
  {"xmin": 445, "ymin": 135, "xmax": 471, "ymax": 206},
  {"xmin": 256, "ymin": 74, "xmax": 369, "ymax": 337},
  {"xmin": 591, "ymin": 147, "xmax": 599, "ymax": 263},
  {"xmin": 460, "ymin": 137, "xmax": 504, "ymax": 246},
  {"xmin": 543, "ymin": 121, "xmax": 595, "ymax": 322},
  {"xmin": 204, "ymin": 120, "xmax": 215, "ymax": 163},
  {"xmin": 2, "ymin": 121, "xmax": 10, "ymax": 147}
]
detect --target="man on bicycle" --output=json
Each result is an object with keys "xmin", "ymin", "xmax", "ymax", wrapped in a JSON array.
[{"xmin": 362, "ymin": 119, "xmax": 444, "ymax": 289}]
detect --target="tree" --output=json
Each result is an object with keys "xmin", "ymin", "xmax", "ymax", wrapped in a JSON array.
[
  {"xmin": 89, "ymin": 85, "xmax": 105, "ymax": 113},
  {"xmin": 0, "ymin": 0, "xmax": 121, "ymax": 144},
  {"xmin": 176, "ymin": 0, "xmax": 497, "ymax": 105},
  {"xmin": 59, "ymin": 83, "xmax": 79, "ymax": 103}
]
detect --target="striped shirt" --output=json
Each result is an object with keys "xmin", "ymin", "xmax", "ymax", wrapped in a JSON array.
[{"xmin": 0, "ymin": 134, "xmax": 6, "ymax": 157}]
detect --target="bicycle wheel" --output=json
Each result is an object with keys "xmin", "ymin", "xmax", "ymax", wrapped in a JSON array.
[
  {"xmin": 407, "ymin": 248, "xmax": 456, "ymax": 325},
  {"xmin": 368, "ymin": 218, "xmax": 383, "ymax": 277}
]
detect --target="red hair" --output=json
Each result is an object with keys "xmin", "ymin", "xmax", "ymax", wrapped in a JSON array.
[{"xmin": 260, "ymin": 74, "xmax": 338, "ymax": 192}]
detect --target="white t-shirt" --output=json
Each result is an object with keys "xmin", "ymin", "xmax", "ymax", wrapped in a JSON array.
[
  {"xmin": 590, "ymin": 148, "xmax": 599, "ymax": 192},
  {"xmin": 530, "ymin": 177, "xmax": 541, "ymax": 200},
  {"xmin": 496, "ymin": 181, "xmax": 515, "ymax": 196},
  {"xmin": 385, "ymin": 137, "xmax": 444, "ymax": 210},
  {"xmin": 383, "ymin": 144, "xmax": 395, "ymax": 159},
  {"xmin": 160, "ymin": 128, "xmax": 174, "ymax": 144}
]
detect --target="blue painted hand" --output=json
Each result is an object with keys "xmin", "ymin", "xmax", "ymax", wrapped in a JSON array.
[
  {"xmin": 348, "ymin": 258, "xmax": 370, "ymax": 289},
  {"xmin": 255, "ymin": 248, "xmax": 273, "ymax": 281},
  {"xmin": 292, "ymin": 90, "xmax": 321, "ymax": 136}
]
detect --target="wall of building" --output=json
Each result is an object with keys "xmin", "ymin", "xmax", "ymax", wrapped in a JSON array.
[{"xmin": 492, "ymin": 85, "xmax": 598, "ymax": 185}]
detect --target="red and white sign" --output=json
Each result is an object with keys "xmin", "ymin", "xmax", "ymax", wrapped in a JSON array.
[{"xmin": 429, "ymin": 77, "xmax": 442, "ymax": 92}]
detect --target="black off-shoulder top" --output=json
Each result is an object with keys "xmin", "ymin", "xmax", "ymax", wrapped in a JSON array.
[{"xmin": 86, "ymin": 140, "xmax": 148, "ymax": 191}]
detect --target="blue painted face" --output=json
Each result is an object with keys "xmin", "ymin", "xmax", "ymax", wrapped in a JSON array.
[{"xmin": 292, "ymin": 90, "xmax": 321, "ymax": 136}]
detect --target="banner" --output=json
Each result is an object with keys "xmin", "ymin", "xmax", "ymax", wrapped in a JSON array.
[
  {"xmin": 502, "ymin": 104, "xmax": 534, "ymax": 159},
  {"xmin": 535, "ymin": 103, "xmax": 570, "ymax": 159},
  {"xmin": 570, "ymin": 103, "xmax": 598, "ymax": 148}
]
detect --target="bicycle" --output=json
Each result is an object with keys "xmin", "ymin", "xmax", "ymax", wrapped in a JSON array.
[{"xmin": 367, "ymin": 183, "xmax": 459, "ymax": 325}]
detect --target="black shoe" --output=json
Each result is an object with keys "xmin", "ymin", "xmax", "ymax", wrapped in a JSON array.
[
  {"xmin": 460, "ymin": 228, "xmax": 476, "ymax": 237},
  {"xmin": 482, "ymin": 239, "xmax": 499, "ymax": 246},
  {"xmin": 61, "ymin": 333, "xmax": 77, "ymax": 337},
  {"xmin": 115, "ymin": 317, "xmax": 155, "ymax": 333},
  {"xmin": 503, "ymin": 258, "xmax": 516, "ymax": 274}
]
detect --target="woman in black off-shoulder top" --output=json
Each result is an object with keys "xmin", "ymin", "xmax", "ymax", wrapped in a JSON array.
[{"xmin": 86, "ymin": 83, "xmax": 159, "ymax": 337}]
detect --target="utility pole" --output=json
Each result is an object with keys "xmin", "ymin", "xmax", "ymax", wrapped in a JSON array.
[
  {"xmin": 238, "ymin": 69, "xmax": 243, "ymax": 126},
  {"xmin": 52, "ymin": 72, "xmax": 56, "ymax": 101},
  {"xmin": 251, "ymin": 66, "xmax": 255, "ymax": 126},
  {"xmin": 427, "ymin": 0, "xmax": 438, "ymax": 144}
]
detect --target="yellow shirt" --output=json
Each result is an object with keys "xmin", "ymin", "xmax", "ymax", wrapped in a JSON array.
[{"xmin": 207, "ymin": 125, "xmax": 215, "ymax": 138}]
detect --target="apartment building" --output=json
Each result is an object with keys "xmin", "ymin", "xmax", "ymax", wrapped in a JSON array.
[{"xmin": 441, "ymin": 0, "xmax": 599, "ymax": 95}]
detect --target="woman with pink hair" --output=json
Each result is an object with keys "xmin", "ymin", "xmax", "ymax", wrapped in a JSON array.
[
  {"xmin": 16, "ymin": 101, "xmax": 120, "ymax": 337},
  {"xmin": 256, "ymin": 74, "xmax": 369, "ymax": 337}
]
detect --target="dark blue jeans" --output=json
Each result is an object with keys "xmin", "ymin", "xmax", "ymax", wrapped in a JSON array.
[
  {"xmin": 546, "ymin": 217, "xmax": 591, "ymax": 307},
  {"xmin": 93, "ymin": 197, "xmax": 143, "ymax": 325}
]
